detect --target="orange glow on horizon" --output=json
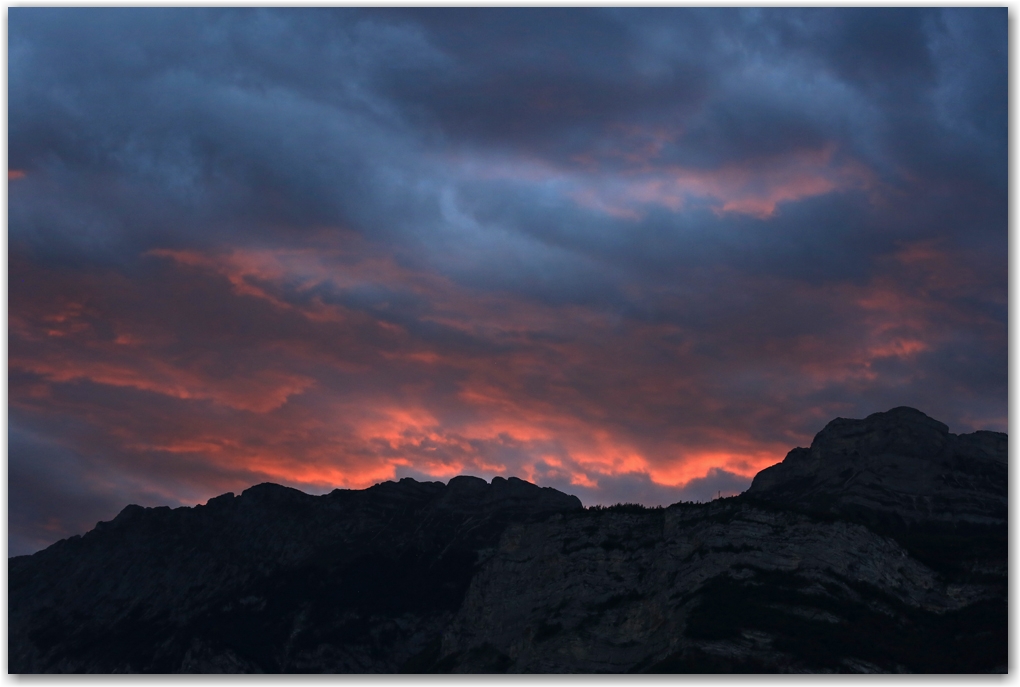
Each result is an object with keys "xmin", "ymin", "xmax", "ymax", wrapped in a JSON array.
[{"xmin": 646, "ymin": 449, "xmax": 785, "ymax": 488}]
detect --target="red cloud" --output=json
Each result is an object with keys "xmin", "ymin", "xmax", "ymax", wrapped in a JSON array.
[{"xmin": 8, "ymin": 233, "xmax": 1001, "ymax": 521}]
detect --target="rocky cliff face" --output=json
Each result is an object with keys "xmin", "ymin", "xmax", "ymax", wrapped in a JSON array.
[
  {"xmin": 745, "ymin": 407, "xmax": 1006, "ymax": 527},
  {"xmin": 9, "ymin": 476, "xmax": 581, "ymax": 673},
  {"xmin": 9, "ymin": 408, "xmax": 1007, "ymax": 673}
]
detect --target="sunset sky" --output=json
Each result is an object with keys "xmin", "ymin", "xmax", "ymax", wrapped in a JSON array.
[{"xmin": 8, "ymin": 8, "xmax": 1007, "ymax": 555}]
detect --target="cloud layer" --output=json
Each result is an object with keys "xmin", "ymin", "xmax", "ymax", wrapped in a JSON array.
[{"xmin": 8, "ymin": 8, "xmax": 1006, "ymax": 555}]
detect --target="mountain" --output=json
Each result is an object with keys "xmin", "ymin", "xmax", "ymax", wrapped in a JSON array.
[
  {"xmin": 745, "ymin": 407, "xmax": 1006, "ymax": 526},
  {"xmin": 8, "ymin": 408, "xmax": 1007, "ymax": 673}
]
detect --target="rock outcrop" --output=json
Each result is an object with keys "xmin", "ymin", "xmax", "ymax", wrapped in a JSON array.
[
  {"xmin": 8, "ymin": 408, "xmax": 1007, "ymax": 673},
  {"xmin": 744, "ymin": 407, "xmax": 1006, "ymax": 527}
]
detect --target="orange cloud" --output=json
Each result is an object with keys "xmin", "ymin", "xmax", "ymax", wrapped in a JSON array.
[
  {"xmin": 10, "ymin": 232, "xmax": 994, "ymax": 519},
  {"xmin": 12, "ymin": 354, "xmax": 315, "ymax": 414},
  {"xmin": 646, "ymin": 448, "xmax": 787, "ymax": 488},
  {"xmin": 8, "ymin": 169, "xmax": 26, "ymax": 180}
]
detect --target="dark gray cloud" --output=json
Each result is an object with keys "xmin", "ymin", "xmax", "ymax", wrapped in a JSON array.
[{"xmin": 9, "ymin": 8, "xmax": 1005, "ymax": 275}]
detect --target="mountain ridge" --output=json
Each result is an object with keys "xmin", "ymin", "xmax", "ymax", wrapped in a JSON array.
[{"xmin": 9, "ymin": 407, "xmax": 1007, "ymax": 673}]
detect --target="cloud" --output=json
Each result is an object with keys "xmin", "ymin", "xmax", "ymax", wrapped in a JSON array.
[
  {"xmin": 459, "ymin": 140, "xmax": 876, "ymax": 222},
  {"xmin": 7, "ymin": 8, "xmax": 1005, "ymax": 554},
  {"xmin": 9, "ymin": 222, "xmax": 1004, "ymax": 552}
]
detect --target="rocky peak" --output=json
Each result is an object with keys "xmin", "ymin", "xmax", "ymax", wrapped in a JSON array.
[
  {"xmin": 809, "ymin": 406, "xmax": 950, "ymax": 461},
  {"xmin": 744, "ymin": 407, "xmax": 1007, "ymax": 526}
]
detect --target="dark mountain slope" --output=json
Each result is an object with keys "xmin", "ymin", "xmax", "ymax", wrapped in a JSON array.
[
  {"xmin": 744, "ymin": 406, "xmax": 1007, "ymax": 583},
  {"xmin": 9, "ymin": 408, "xmax": 1007, "ymax": 673},
  {"xmin": 10, "ymin": 476, "xmax": 581, "ymax": 672}
]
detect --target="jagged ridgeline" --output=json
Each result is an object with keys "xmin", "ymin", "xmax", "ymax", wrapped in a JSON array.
[{"xmin": 9, "ymin": 407, "xmax": 1006, "ymax": 673}]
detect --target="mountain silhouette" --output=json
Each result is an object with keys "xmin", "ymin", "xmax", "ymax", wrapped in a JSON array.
[{"xmin": 9, "ymin": 408, "xmax": 1006, "ymax": 673}]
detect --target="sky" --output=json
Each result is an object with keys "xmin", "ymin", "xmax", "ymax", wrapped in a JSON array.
[{"xmin": 8, "ymin": 8, "xmax": 1007, "ymax": 556}]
